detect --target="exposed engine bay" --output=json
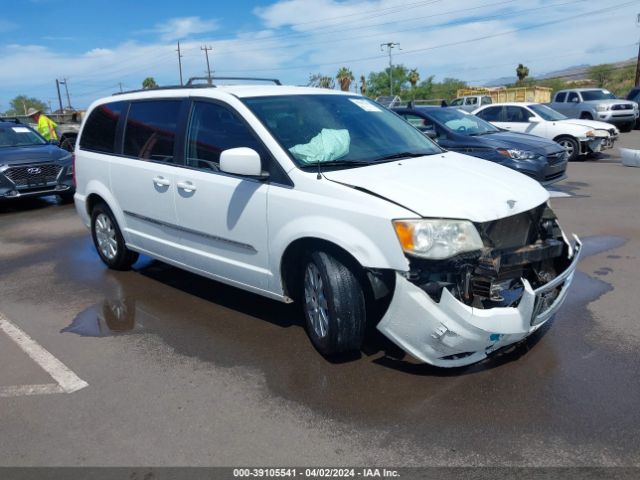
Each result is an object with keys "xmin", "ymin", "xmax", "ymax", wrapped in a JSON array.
[{"xmin": 405, "ymin": 203, "xmax": 572, "ymax": 310}]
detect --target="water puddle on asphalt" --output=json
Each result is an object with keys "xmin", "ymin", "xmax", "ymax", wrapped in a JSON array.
[{"xmin": 62, "ymin": 297, "xmax": 145, "ymax": 337}]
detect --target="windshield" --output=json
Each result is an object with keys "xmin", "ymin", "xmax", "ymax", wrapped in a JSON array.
[
  {"xmin": 0, "ymin": 124, "xmax": 47, "ymax": 147},
  {"xmin": 529, "ymin": 104, "xmax": 567, "ymax": 121},
  {"xmin": 242, "ymin": 95, "xmax": 441, "ymax": 167},
  {"xmin": 424, "ymin": 107, "xmax": 500, "ymax": 135},
  {"xmin": 581, "ymin": 90, "xmax": 617, "ymax": 101}
]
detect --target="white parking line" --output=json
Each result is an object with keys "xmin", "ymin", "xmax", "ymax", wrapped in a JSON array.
[{"xmin": 0, "ymin": 311, "xmax": 88, "ymax": 397}]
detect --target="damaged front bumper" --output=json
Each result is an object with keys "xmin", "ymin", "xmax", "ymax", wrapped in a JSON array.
[{"xmin": 377, "ymin": 235, "xmax": 581, "ymax": 368}]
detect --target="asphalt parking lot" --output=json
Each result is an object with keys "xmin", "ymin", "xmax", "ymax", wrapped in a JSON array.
[{"xmin": 1, "ymin": 133, "xmax": 640, "ymax": 468}]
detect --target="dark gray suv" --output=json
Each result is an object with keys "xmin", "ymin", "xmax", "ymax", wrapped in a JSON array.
[{"xmin": 0, "ymin": 118, "xmax": 74, "ymax": 201}]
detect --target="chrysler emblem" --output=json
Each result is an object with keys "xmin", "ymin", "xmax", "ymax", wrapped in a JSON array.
[
  {"xmin": 507, "ymin": 199, "xmax": 517, "ymax": 209},
  {"xmin": 27, "ymin": 167, "xmax": 42, "ymax": 175}
]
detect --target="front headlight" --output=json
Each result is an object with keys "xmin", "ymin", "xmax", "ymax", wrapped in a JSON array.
[
  {"xmin": 497, "ymin": 148, "xmax": 538, "ymax": 160},
  {"xmin": 393, "ymin": 219, "xmax": 484, "ymax": 259},
  {"xmin": 596, "ymin": 104, "xmax": 610, "ymax": 112}
]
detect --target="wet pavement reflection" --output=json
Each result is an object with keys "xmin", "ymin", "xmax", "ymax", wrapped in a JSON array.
[{"xmin": 55, "ymin": 234, "xmax": 640, "ymax": 459}]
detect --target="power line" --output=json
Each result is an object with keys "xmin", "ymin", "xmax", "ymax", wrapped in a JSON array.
[{"xmin": 219, "ymin": 1, "xmax": 637, "ymax": 74}]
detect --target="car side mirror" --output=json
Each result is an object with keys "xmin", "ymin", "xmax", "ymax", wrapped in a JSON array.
[
  {"xmin": 220, "ymin": 147, "xmax": 269, "ymax": 179},
  {"xmin": 528, "ymin": 117, "xmax": 541, "ymax": 123},
  {"xmin": 571, "ymin": 97, "xmax": 580, "ymax": 103}
]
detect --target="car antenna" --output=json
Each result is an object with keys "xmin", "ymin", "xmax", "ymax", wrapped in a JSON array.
[{"xmin": 317, "ymin": 159, "xmax": 322, "ymax": 180}]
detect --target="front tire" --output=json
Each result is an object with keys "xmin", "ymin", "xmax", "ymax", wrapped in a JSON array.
[
  {"xmin": 91, "ymin": 202, "xmax": 138, "ymax": 270},
  {"xmin": 302, "ymin": 251, "xmax": 366, "ymax": 357},
  {"xmin": 556, "ymin": 136, "xmax": 580, "ymax": 161}
]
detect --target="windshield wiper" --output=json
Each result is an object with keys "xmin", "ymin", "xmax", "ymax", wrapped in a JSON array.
[
  {"xmin": 373, "ymin": 151, "xmax": 431, "ymax": 162},
  {"xmin": 306, "ymin": 160, "xmax": 372, "ymax": 168}
]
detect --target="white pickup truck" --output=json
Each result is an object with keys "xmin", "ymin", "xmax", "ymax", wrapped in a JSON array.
[{"xmin": 547, "ymin": 88, "xmax": 638, "ymax": 132}]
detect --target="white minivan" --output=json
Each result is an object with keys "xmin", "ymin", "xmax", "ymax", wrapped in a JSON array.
[{"xmin": 74, "ymin": 81, "xmax": 581, "ymax": 368}]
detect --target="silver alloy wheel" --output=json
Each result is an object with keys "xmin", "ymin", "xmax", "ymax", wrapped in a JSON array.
[
  {"xmin": 558, "ymin": 139, "xmax": 575, "ymax": 158},
  {"xmin": 304, "ymin": 262, "xmax": 330, "ymax": 338},
  {"xmin": 95, "ymin": 213, "xmax": 118, "ymax": 260}
]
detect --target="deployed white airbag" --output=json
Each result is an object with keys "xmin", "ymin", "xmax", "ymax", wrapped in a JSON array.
[{"xmin": 289, "ymin": 129, "xmax": 350, "ymax": 164}]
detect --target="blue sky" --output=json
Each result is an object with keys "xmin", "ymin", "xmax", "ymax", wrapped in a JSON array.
[{"xmin": 1, "ymin": 0, "xmax": 638, "ymax": 111}]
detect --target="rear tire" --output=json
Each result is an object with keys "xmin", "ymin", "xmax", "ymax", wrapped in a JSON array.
[
  {"xmin": 302, "ymin": 250, "xmax": 366, "ymax": 357},
  {"xmin": 555, "ymin": 136, "xmax": 580, "ymax": 161},
  {"xmin": 90, "ymin": 202, "xmax": 138, "ymax": 270}
]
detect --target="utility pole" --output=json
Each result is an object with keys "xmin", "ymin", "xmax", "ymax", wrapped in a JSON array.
[
  {"xmin": 55, "ymin": 79, "xmax": 64, "ymax": 113},
  {"xmin": 635, "ymin": 13, "xmax": 640, "ymax": 86},
  {"xmin": 201, "ymin": 45, "xmax": 213, "ymax": 85},
  {"xmin": 380, "ymin": 42, "xmax": 400, "ymax": 96},
  {"xmin": 59, "ymin": 78, "xmax": 72, "ymax": 110},
  {"xmin": 176, "ymin": 41, "xmax": 184, "ymax": 86}
]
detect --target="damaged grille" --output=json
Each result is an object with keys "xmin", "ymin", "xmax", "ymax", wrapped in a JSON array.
[{"xmin": 406, "ymin": 204, "xmax": 570, "ymax": 310}]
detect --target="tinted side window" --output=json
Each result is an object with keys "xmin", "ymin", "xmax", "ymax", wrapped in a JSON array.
[
  {"xmin": 123, "ymin": 100, "xmax": 181, "ymax": 162},
  {"xmin": 555, "ymin": 92, "xmax": 567, "ymax": 103},
  {"xmin": 450, "ymin": 98, "xmax": 463, "ymax": 106},
  {"xmin": 185, "ymin": 101, "xmax": 266, "ymax": 171},
  {"xmin": 481, "ymin": 96, "xmax": 492, "ymax": 105},
  {"xmin": 465, "ymin": 97, "xmax": 478, "ymax": 105},
  {"xmin": 505, "ymin": 106, "xmax": 531, "ymax": 122},
  {"xmin": 567, "ymin": 92, "xmax": 579, "ymax": 103},
  {"xmin": 476, "ymin": 106, "xmax": 502, "ymax": 122},
  {"xmin": 80, "ymin": 101, "xmax": 125, "ymax": 153}
]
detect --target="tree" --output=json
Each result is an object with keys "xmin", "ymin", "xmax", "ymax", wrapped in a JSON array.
[
  {"xmin": 588, "ymin": 64, "xmax": 614, "ymax": 88},
  {"xmin": 366, "ymin": 64, "xmax": 408, "ymax": 97},
  {"xmin": 142, "ymin": 77, "xmax": 158, "ymax": 89},
  {"xmin": 5, "ymin": 95, "xmax": 47, "ymax": 116},
  {"xmin": 516, "ymin": 64, "xmax": 530, "ymax": 84},
  {"xmin": 430, "ymin": 77, "xmax": 467, "ymax": 101},
  {"xmin": 336, "ymin": 67, "xmax": 354, "ymax": 92},
  {"xmin": 308, "ymin": 73, "xmax": 335, "ymax": 89},
  {"xmin": 408, "ymin": 68, "xmax": 420, "ymax": 99}
]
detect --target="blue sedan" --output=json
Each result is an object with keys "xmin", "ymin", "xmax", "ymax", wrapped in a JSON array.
[{"xmin": 393, "ymin": 106, "xmax": 568, "ymax": 185}]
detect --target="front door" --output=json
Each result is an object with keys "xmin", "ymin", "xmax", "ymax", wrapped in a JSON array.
[{"xmin": 173, "ymin": 100, "xmax": 271, "ymax": 290}]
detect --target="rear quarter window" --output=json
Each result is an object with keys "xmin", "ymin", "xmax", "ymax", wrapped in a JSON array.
[
  {"xmin": 79, "ymin": 101, "xmax": 126, "ymax": 153},
  {"xmin": 554, "ymin": 92, "xmax": 567, "ymax": 102}
]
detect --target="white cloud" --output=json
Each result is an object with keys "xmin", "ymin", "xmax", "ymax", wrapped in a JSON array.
[
  {"xmin": 146, "ymin": 16, "xmax": 219, "ymax": 42},
  {"xmin": 0, "ymin": 0, "xmax": 637, "ymax": 110}
]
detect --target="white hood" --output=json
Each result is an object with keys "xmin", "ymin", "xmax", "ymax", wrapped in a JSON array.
[
  {"xmin": 560, "ymin": 118, "xmax": 617, "ymax": 133},
  {"xmin": 323, "ymin": 152, "xmax": 550, "ymax": 223}
]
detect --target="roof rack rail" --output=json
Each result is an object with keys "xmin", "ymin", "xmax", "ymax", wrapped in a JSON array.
[
  {"xmin": 186, "ymin": 76, "xmax": 282, "ymax": 86},
  {"xmin": 112, "ymin": 76, "xmax": 283, "ymax": 96}
]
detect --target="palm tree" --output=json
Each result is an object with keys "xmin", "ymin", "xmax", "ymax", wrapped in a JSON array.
[
  {"xmin": 142, "ymin": 77, "xmax": 158, "ymax": 89},
  {"xmin": 336, "ymin": 67, "xmax": 354, "ymax": 92},
  {"xmin": 408, "ymin": 69, "xmax": 420, "ymax": 99},
  {"xmin": 516, "ymin": 64, "xmax": 529, "ymax": 84}
]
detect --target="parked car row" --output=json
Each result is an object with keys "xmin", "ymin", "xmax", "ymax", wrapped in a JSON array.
[{"xmin": 392, "ymin": 106, "xmax": 568, "ymax": 184}]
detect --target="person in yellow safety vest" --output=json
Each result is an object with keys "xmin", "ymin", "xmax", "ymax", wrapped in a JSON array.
[{"xmin": 26, "ymin": 108, "xmax": 59, "ymax": 142}]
